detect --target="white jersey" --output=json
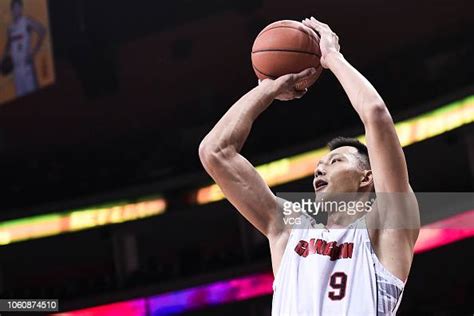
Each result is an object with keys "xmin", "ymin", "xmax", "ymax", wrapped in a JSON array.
[
  {"xmin": 9, "ymin": 16, "xmax": 38, "ymax": 96},
  {"xmin": 10, "ymin": 16, "xmax": 31, "ymax": 65},
  {"xmin": 272, "ymin": 214, "xmax": 405, "ymax": 316}
]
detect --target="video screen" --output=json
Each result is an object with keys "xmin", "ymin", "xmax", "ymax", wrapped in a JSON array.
[{"xmin": 0, "ymin": 0, "xmax": 55, "ymax": 105}]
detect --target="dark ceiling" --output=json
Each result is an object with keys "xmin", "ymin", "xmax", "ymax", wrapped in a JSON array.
[{"xmin": 0, "ymin": 0, "xmax": 473, "ymax": 214}]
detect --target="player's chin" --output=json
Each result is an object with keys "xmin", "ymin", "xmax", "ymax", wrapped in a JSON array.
[{"xmin": 315, "ymin": 189, "xmax": 332, "ymax": 201}]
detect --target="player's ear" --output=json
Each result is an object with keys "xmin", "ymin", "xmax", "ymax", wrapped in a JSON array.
[{"xmin": 359, "ymin": 170, "xmax": 373, "ymax": 189}]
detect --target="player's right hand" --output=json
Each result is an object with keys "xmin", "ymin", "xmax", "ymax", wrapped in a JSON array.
[{"xmin": 260, "ymin": 67, "xmax": 317, "ymax": 101}]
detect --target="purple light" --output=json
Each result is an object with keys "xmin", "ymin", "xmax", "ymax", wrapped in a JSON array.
[{"xmin": 148, "ymin": 273, "xmax": 273, "ymax": 315}]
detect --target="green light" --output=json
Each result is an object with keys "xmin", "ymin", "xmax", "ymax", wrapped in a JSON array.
[{"xmin": 0, "ymin": 197, "xmax": 166, "ymax": 246}]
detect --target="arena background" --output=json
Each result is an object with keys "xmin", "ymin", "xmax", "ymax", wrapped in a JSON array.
[{"xmin": 0, "ymin": 0, "xmax": 472, "ymax": 315}]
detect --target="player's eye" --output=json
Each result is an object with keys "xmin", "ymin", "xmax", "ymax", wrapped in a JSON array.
[{"xmin": 331, "ymin": 158, "xmax": 341, "ymax": 164}]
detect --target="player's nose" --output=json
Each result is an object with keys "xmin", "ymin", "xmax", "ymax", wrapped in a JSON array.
[{"xmin": 315, "ymin": 167, "xmax": 326, "ymax": 177}]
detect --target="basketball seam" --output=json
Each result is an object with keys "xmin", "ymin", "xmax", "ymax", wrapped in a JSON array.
[
  {"xmin": 256, "ymin": 25, "xmax": 320, "ymax": 48},
  {"xmin": 252, "ymin": 64, "xmax": 277, "ymax": 79},
  {"xmin": 257, "ymin": 25, "xmax": 313, "ymax": 39},
  {"xmin": 254, "ymin": 25, "xmax": 320, "ymax": 56},
  {"xmin": 252, "ymin": 49, "xmax": 321, "ymax": 57}
]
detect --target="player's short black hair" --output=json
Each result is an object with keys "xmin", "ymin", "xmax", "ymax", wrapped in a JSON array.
[
  {"xmin": 327, "ymin": 136, "xmax": 370, "ymax": 169},
  {"xmin": 11, "ymin": 0, "xmax": 23, "ymax": 9}
]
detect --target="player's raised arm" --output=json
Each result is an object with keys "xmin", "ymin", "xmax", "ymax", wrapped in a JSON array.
[
  {"xmin": 303, "ymin": 17, "xmax": 419, "ymax": 280},
  {"xmin": 199, "ymin": 68, "xmax": 316, "ymax": 238}
]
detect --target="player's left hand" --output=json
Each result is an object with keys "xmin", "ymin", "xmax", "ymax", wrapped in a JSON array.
[
  {"xmin": 259, "ymin": 67, "xmax": 317, "ymax": 101},
  {"xmin": 302, "ymin": 17, "xmax": 341, "ymax": 69}
]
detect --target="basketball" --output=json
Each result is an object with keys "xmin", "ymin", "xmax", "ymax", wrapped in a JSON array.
[{"xmin": 251, "ymin": 20, "xmax": 322, "ymax": 90}]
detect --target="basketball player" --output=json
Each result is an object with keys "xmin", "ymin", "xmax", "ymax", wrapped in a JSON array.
[
  {"xmin": 199, "ymin": 17, "xmax": 420, "ymax": 315},
  {"xmin": 1, "ymin": 0, "xmax": 46, "ymax": 96}
]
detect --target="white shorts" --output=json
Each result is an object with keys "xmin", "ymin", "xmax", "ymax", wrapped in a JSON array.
[{"xmin": 13, "ymin": 62, "xmax": 38, "ymax": 97}]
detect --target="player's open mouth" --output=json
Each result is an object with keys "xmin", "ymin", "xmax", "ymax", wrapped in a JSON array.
[{"xmin": 315, "ymin": 179, "xmax": 328, "ymax": 191}]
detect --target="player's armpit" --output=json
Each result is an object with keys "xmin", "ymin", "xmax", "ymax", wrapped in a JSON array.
[
  {"xmin": 366, "ymin": 188, "xmax": 420, "ymax": 243},
  {"xmin": 366, "ymin": 191, "xmax": 419, "ymax": 282}
]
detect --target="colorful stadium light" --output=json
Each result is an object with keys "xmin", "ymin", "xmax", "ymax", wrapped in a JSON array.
[
  {"xmin": 413, "ymin": 210, "xmax": 474, "ymax": 253},
  {"xmin": 54, "ymin": 210, "xmax": 474, "ymax": 316},
  {"xmin": 1, "ymin": 96, "xmax": 473, "ymax": 245},
  {"xmin": 54, "ymin": 300, "xmax": 147, "ymax": 316},
  {"xmin": 195, "ymin": 95, "xmax": 474, "ymax": 204},
  {"xmin": 0, "ymin": 197, "xmax": 166, "ymax": 246},
  {"xmin": 54, "ymin": 273, "xmax": 275, "ymax": 316},
  {"xmin": 148, "ymin": 272, "xmax": 274, "ymax": 315}
]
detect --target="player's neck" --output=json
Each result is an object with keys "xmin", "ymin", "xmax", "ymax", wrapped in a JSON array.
[
  {"xmin": 326, "ymin": 192, "xmax": 374, "ymax": 228},
  {"xmin": 326, "ymin": 211, "xmax": 365, "ymax": 229},
  {"xmin": 324, "ymin": 192, "xmax": 373, "ymax": 229}
]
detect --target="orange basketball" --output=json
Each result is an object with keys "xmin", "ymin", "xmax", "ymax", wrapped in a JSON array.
[{"xmin": 251, "ymin": 20, "xmax": 322, "ymax": 90}]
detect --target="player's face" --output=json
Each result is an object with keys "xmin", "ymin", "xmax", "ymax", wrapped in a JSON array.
[
  {"xmin": 313, "ymin": 146, "xmax": 366, "ymax": 199},
  {"xmin": 11, "ymin": 3, "xmax": 22, "ymax": 19}
]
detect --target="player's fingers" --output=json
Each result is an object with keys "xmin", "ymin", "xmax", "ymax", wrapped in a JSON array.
[
  {"xmin": 293, "ymin": 88, "xmax": 307, "ymax": 99},
  {"xmin": 302, "ymin": 18, "xmax": 321, "ymax": 32},
  {"xmin": 294, "ymin": 67, "xmax": 317, "ymax": 80},
  {"xmin": 302, "ymin": 18, "xmax": 316, "ymax": 27},
  {"xmin": 310, "ymin": 16, "xmax": 331, "ymax": 31},
  {"xmin": 303, "ymin": 19, "xmax": 331, "ymax": 40}
]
